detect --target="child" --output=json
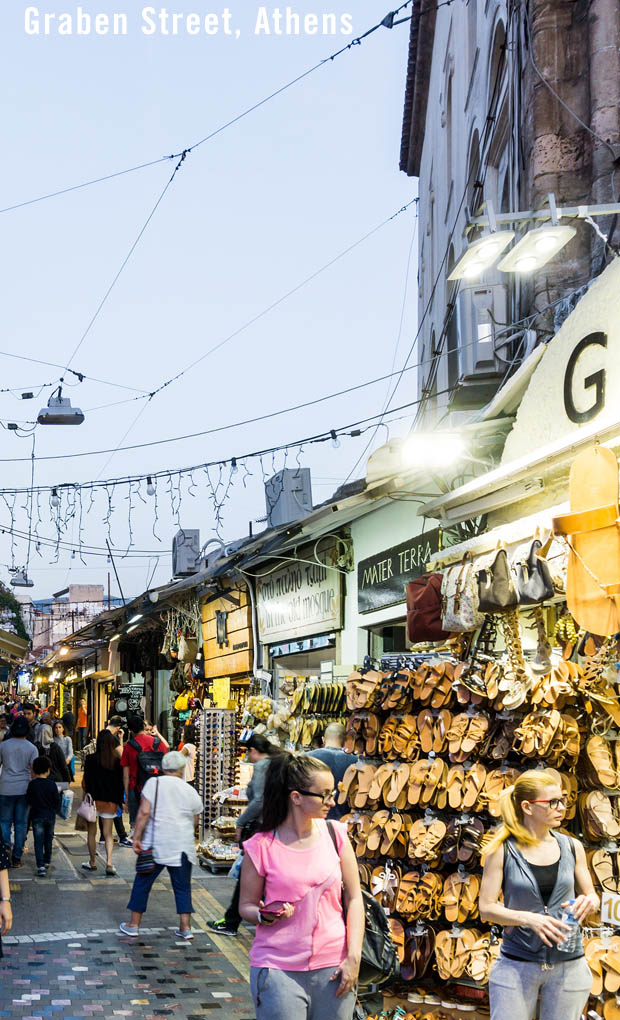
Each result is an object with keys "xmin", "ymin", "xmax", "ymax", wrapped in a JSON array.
[{"xmin": 26, "ymin": 756, "xmax": 61, "ymax": 876}]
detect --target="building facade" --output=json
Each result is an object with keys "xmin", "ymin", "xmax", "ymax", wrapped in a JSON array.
[{"xmin": 400, "ymin": 0, "xmax": 620, "ymax": 424}]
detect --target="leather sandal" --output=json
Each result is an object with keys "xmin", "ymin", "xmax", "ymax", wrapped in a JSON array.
[{"xmin": 461, "ymin": 763, "xmax": 487, "ymax": 811}]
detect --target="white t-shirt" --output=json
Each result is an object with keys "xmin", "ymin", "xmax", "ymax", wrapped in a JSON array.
[
  {"xmin": 141, "ymin": 775, "xmax": 203, "ymax": 866},
  {"xmin": 182, "ymin": 743, "xmax": 197, "ymax": 783}
]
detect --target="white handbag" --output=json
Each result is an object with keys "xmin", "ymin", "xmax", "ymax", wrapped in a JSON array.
[{"xmin": 441, "ymin": 555, "xmax": 486, "ymax": 632}]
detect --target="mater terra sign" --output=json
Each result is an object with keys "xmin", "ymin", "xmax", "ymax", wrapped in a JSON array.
[
  {"xmin": 358, "ymin": 528, "xmax": 442, "ymax": 614},
  {"xmin": 256, "ymin": 546, "xmax": 342, "ymax": 643}
]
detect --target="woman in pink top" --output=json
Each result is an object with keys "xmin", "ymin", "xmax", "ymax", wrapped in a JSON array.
[{"xmin": 240, "ymin": 753, "xmax": 364, "ymax": 1020}]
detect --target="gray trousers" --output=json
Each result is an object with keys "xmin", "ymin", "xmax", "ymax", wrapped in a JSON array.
[
  {"xmin": 250, "ymin": 965, "xmax": 356, "ymax": 1020},
  {"xmin": 489, "ymin": 954, "xmax": 592, "ymax": 1020}
]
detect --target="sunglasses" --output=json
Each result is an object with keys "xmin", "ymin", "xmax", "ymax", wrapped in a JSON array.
[
  {"xmin": 529, "ymin": 798, "xmax": 567, "ymax": 810},
  {"xmin": 293, "ymin": 789, "xmax": 337, "ymax": 805}
]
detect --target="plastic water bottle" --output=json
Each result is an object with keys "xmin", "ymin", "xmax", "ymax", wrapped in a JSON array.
[{"xmin": 557, "ymin": 899, "xmax": 580, "ymax": 953}]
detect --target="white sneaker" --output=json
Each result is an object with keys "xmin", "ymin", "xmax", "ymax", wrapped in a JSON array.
[
  {"xmin": 119, "ymin": 922, "xmax": 139, "ymax": 937},
  {"xmin": 174, "ymin": 928, "xmax": 194, "ymax": 941}
]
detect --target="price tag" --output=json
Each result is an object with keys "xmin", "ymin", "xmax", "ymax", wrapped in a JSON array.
[{"xmin": 601, "ymin": 891, "xmax": 620, "ymax": 925}]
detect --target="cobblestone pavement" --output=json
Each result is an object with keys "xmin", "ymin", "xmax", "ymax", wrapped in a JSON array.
[{"xmin": 0, "ymin": 813, "xmax": 255, "ymax": 1020}]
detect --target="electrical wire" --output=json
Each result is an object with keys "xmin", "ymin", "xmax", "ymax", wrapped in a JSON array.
[
  {"xmin": 0, "ymin": 390, "xmax": 452, "ymax": 493},
  {"xmin": 0, "ymin": 350, "xmax": 149, "ymax": 394},
  {"xmin": 2, "ymin": 2, "xmax": 416, "ymax": 218}
]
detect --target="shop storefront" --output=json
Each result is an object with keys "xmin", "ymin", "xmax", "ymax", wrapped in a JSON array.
[{"xmin": 338, "ymin": 258, "xmax": 620, "ymax": 1013}]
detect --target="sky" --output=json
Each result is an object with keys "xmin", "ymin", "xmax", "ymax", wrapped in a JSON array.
[{"xmin": 0, "ymin": 0, "xmax": 418, "ymax": 603}]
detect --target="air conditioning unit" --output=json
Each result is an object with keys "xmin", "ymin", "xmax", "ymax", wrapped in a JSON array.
[
  {"xmin": 172, "ymin": 529, "xmax": 201, "ymax": 577},
  {"xmin": 265, "ymin": 468, "xmax": 313, "ymax": 528}
]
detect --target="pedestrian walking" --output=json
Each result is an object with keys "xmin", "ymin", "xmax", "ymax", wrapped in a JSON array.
[
  {"xmin": 0, "ymin": 715, "xmax": 9, "ymax": 743},
  {"xmin": 81, "ymin": 730, "xmax": 124, "ymax": 876},
  {"xmin": 47, "ymin": 739, "xmax": 71, "ymax": 790},
  {"xmin": 208, "ymin": 734, "xmax": 280, "ymax": 937},
  {"xmin": 98, "ymin": 717, "xmax": 131, "ymax": 848},
  {"xmin": 53, "ymin": 721, "xmax": 73, "ymax": 769},
  {"xmin": 26, "ymin": 756, "xmax": 60, "ymax": 876},
  {"xmin": 178, "ymin": 725, "xmax": 197, "ymax": 784},
  {"xmin": 61, "ymin": 705, "xmax": 75, "ymax": 739},
  {"xmin": 304, "ymin": 723, "xmax": 357, "ymax": 820},
  {"xmin": 238, "ymin": 753, "xmax": 363, "ymax": 1020},
  {"xmin": 119, "ymin": 750, "xmax": 203, "ymax": 941},
  {"xmin": 20, "ymin": 704, "xmax": 37, "ymax": 745},
  {"xmin": 480, "ymin": 769, "xmax": 597, "ymax": 1020},
  {"xmin": 34, "ymin": 712, "xmax": 53, "ymax": 752},
  {"xmin": 76, "ymin": 699, "xmax": 88, "ymax": 751},
  {"xmin": 120, "ymin": 716, "xmax": 169, "ymax": 828},
  {"xmin": 0, "ymin": 716, "xmax": 38, "ymax": 867}
]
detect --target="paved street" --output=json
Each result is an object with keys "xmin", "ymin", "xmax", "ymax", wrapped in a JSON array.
[{"xmin": 0, "ymin": 813, "xmax": 255, "ymax": 1020}]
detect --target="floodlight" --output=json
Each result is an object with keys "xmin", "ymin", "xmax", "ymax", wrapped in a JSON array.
[
  {"xmin": 448, "ymin": 231, "xmax": 515, "ymax": 281},
  {"xmin": 496, "ymin": 225, "xmax": 577, "ymax": 273}
]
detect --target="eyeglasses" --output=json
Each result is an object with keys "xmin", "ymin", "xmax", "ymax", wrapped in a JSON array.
[
  {"xmin": 293, "ymin": 789, "xmax": 337, "ymax": 805},
  {"xmin": 529, "ymin": 798, "xmax": 567, "ymax": 810}
]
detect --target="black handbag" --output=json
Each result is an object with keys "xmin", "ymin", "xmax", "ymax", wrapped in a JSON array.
[
  {"xmin": 327, "ymin": 822, "xmax": 397, "ymax": 988},
  {"xmin": 511, "ymin": 538, "xmax": 555, "ymax": 605},
  {"xmin": 136, "ymin": 778, "xmax": 159, "ymax": 874}
]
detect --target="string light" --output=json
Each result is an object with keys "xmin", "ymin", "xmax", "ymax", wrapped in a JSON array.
[
  {"xmin": 50, "ymin": 488, "xmax": 60, "ymax": 508},
  {"xmin": 146, "ymin": 476, "xmax": 156, "ymax": 497}
]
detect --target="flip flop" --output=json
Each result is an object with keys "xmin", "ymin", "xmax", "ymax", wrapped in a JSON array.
[
  {"xmin": 553, "ymin": 445, "xmax": 620, "ymax": 636},
  {"xmin": 388, "ymin": 917, "xmax": 405, "ymax": 963},
  {"xmin": 353, "ymin": 764, "xmax": 379, "ymax": 809},
  {"xmin": 417, "ymin": 709, "xmax": 435, "ymax": 754},
  {"xmin": 446, "ymin": 765, "xmax": 465, "ymax": 810},
  {"xmin": 462, "ymin": 763, "xmax": 487, "ymax": 811},
  {"xmin": 366, "ymin": 810, "xmax": 390, "ymax": 856}
]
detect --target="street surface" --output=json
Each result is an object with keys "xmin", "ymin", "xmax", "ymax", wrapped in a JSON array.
[{"xmin": 0, "ymin": 810, "xmax": 255, "ymax": 1020}]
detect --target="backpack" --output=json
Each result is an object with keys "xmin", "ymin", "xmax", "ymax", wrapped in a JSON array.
[
  {"xmin": 327, "ymin": 821, "xmax": 397, "ymax": 988},
  {"xmin": 128, "ymin": 736, "xmax": 164, "ymax": 790}
]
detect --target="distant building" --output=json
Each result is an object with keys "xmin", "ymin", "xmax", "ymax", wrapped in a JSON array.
[{"xmin": 17, "ymin": 585, "xmax": 125, "ymax": 656}]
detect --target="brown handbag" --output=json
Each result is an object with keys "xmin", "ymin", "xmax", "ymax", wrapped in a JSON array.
[{"xmin": 406, "ymin": 573, "xmax": 450, "ymax": 643}]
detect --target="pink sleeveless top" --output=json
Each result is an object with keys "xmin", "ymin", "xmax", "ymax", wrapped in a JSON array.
[{"xmin": 243, "ymin": 819, "xmax": 348, "ymax": 971}]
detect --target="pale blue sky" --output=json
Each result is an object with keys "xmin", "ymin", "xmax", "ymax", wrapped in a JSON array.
[{"xmin": 1, "ymin": 1, "xmax": 418, "ymax": 600}]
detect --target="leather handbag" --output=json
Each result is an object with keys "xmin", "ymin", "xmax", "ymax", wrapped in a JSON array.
[
  {"xmin": 475, "ymin": 547, "xmax": 519, "ymax": 612},
  {"xmin": 511, "ymin": 538, "xmax": 555, "ymax": 605},
  {"xmin": 441, "ymin": 556, "xmax": 486, "ymax": 632},
  {"xmin": 76, "ymin": 793, "xmax": 97, "ymax": 824},
  {"xmin": 406, "ymin": 573, "xmax": 450, "ymax": 642}
]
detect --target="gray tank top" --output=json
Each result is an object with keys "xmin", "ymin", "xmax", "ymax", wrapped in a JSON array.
[{"xmin": 501, "ymin": 832, "xmax": 583, "ymax": 964}]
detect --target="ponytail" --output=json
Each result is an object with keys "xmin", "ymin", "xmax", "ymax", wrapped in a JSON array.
[
  {"xmin": 260, "ymin": 752, "xmax": 332, "ymax": 833},
  {"xmin": 483, "ymin": 769, "xmax": 560, "ymax": 857}
]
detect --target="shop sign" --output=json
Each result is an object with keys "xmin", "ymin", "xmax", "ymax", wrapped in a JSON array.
[
  {"xmin": 256, "ymin": 548, "xmax": 342, "ymax": 643},
  {"xmin": 601, "ymin": 891, "xmax": 620, "ymax": 925},
  {"xmin": 502, "ymin": 257, "xmax": 620, "ymax": 462},
  {"xmin": 358, "ymin": 528, "xmax": 443, "ymax": 613}
]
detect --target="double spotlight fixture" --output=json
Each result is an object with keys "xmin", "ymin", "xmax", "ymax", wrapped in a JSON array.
[{"xmin": 448, "ymin": 193, "xmax": 620, "ymax": 282}]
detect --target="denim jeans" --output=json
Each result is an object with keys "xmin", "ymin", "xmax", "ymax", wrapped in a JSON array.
[
  {"xmin": 128, "ymin": 787, "xmax": 141, "ymax": 825},
  {"xmin": 32, "ymin": 816, "xmax": 55, "ymax": 868},
  {"xmin": 489, "ymin": 954, "xmax": 592, "ymax": 1020},
  {"xmin": 76, "ymin": 727, "xmax": 87, "ymax": 750},
  {"xmin": 0, "ymin": 794, "xmax": 30, "ymax": 860},
  {"xmin": 127, "ymin": 852, "xmax": 193, "ymax": 915}
]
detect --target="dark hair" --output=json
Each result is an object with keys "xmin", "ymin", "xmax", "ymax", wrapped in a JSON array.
[
  {"xmin": 53, "ymin": 720, "xmax": 64, "ymax": 733},
  {"xmin": 260, "ymin": 752, "xmax": 332, "ymax": 833},
  {"xmin": 11, "ymin": 717, "xmax": 29, "ymax": 738},
  {"xmin": 33, "ymin": 756, "xmax": 51, "ymax": 776},
  {"xmin": 241, "ymin": 733, "xmax": 279, "ymax": 756},
  {"xmin": 22, "ymin": 703, "xmax": 35, "ymax": 713},
  {"xmin": 108, "ymin": 715, "xmax": 123, "ymax": 727},
  {"xmin": 96, "ymin": 729, "xmax": 117, "ymax": 770},
  {"xmin": 127, "ymin": 715, "xmax": 145, "ymax": 735}
]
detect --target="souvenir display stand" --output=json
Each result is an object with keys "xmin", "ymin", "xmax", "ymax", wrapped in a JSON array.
[
  {"xmin": 195, "ymin": 708, "xmax": 242, "ymax": 871},
  {"xmin": 340, "ymin": 480, "xmax": 620, "ymax": 1020}
]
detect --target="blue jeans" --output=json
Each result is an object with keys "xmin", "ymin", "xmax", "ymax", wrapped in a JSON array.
[
  {"xmin": 127, "ymin": 852, "xmax": 193, "ymax": 915},
  {"xmin": 76, "ymin": 727, "xmax": 87, "ymax": 750},
  {"xmin": 0, "ymin": 794, "xmax": 30, "ymax": 860},
  {"xmin": 32, "ymin": 816, "xmax": 55, "ymax": 868}
]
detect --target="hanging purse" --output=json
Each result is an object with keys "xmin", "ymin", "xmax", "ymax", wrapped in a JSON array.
[
  {"xmin": 174, "ymin": 689, "xmax": 190, "ymax": 711},
  {"xmin": 511, "ymin": 537, "xmax": 555, "ymax": 605},
  {"xmin": 406, "ymin": 573, "xmax": 450, "ymax": 642},
  {"xmin": 178, "ymin": 635, "xmax": 198, "ymax": 662},
  {"xmin": 475, "ymin": 547, "xmax": 519, "ymax": 612},
  {"xmin": 441, "ymin": 555, "xmax": 486, "ymax": 632}
]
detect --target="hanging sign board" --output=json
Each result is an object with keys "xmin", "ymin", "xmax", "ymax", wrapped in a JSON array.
[
  {"xmin": 601, "ymin": 891, "xmax": 620, "ymax": 925},
  {"xmin": 357, "ymin": 528, "xmax": 443, "ymax": 613},
  {"xmin": 256, "ymin": 544, "xmax": 342, "ymax": 643}
]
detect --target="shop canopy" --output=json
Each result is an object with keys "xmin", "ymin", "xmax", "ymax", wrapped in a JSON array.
[{"xmin": 0, "ymin": 627, "xmax": 29, "ymax": 665}]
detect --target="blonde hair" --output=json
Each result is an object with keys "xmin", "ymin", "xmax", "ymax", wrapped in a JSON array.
[{"xmin": 483, "ymin": 770, "xmax": 560, "ymax": 856}]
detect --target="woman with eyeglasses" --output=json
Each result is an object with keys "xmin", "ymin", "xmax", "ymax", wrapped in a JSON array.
[
  {"xmin": 479, "ymin": 769, "xmax": 597, "ymax": 1020},
  {"xmin": 239, "ymin": 753, "xmax": 364, "ymax": 1020}
]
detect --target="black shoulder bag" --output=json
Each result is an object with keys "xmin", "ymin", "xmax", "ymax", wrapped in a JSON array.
[
  {"xmin": 136, "ymin": 779, "xmax": 159, "ymax": 875},
  {"xmin": 327, "ymin": 821, "xmax": 397, "ymax": 988}
]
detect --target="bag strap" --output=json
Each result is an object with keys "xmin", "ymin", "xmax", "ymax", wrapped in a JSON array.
[
  {"xmin": 128, "ymin": 736, "xmax": 141, "ymax": 753},
  {"xmin": 152, "ymin": 736, "xmax": 161, "ymax": 751},
  {"xmin": 327, "ymin": 820, "xmax": 338, "ymax": 854}
]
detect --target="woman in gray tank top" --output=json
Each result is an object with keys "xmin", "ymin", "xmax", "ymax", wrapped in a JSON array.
[{"xmin": 479, "ymin": 769, "xmax": 597, "ymax": 1020}]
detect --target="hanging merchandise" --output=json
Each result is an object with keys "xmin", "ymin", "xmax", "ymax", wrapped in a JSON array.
[
  {"xmin": 339, "ymin": 518, "xmax": 620, "ymax": 1014},
  {"xmin": 174, "ymin": 689, "xmax": 191, "ymax": 711},
  {"xmin": 406, "ymin": 573, "xmax": 450, "ymax": 643},
  {"xmin": 511, "ymin": 536, "xmax": 555, "ymax": 605},
  {"xmin": 552, "ymin": 445, "xmax": 620, "ymax": 636},
  {"xmin": 178, "ymin": 635, "xmax": 198, "ymax": 662},
  {"xmin": 475, "ymin": 546, "xmax": 519, "ymax": 613},
  {"xmin": 440, "ymin": 555, "xmax": 485, "ymax": 632}
]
